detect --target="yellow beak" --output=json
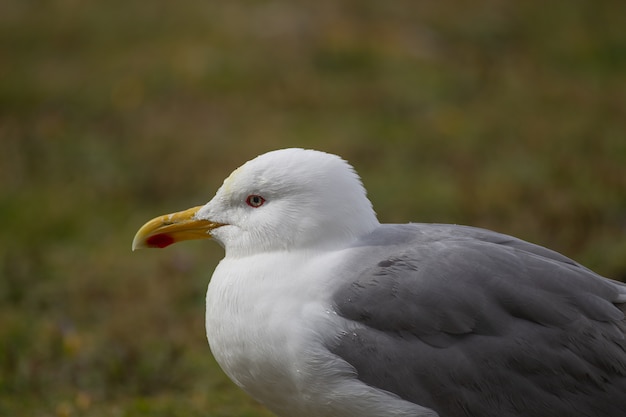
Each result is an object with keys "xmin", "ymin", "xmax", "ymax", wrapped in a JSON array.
[{"xmin": 132, "ymin": 206, "xmax": 225, "ymax": 250}]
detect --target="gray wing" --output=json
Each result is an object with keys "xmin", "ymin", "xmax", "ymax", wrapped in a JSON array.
[{"xmin": 329, "ymin": 224, "xmax": 626, "ymax": 417}]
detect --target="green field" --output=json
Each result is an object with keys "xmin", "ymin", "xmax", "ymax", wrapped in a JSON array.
[{"xmin": 1, "ymin": 0, "xmax": 625, "ymax": 415}]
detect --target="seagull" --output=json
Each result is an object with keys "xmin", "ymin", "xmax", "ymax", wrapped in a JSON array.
[{"xmin": 133, "ymin": 148, "xmax": 626, "ymax": 417}]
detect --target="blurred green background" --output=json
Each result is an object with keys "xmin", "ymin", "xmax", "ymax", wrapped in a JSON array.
[{"xmin": 1, "ymin": 0, "xmax": 625, "ymax": 415}]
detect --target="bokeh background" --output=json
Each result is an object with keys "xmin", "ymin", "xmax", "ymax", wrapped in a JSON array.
[{"xmin": 1, "ymin": 0, "xmax": 625, "ymax": 415}]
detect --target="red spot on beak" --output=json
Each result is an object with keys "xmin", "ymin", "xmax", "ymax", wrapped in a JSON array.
[{"xmin": 146, "ymin": 233, "xmax": 175, "ymax": 248}]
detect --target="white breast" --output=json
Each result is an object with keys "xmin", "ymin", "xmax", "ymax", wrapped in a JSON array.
[
  {"xmin": 205, "ymin": 250, "xmax": 438, "ymax": 417},
  {"xmin": 205, "ymin": 252, "xmax": 333, "ymax": 410}
]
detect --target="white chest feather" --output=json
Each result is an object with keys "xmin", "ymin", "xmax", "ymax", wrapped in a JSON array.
[{"xmin": 205, "ymin": 252, "xmax": 338, "ymax": 412}]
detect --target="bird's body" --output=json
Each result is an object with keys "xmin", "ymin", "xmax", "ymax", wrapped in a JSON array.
[{"xmin": 134, "ymin": 148, "xmax": 626, "ymax": 417}]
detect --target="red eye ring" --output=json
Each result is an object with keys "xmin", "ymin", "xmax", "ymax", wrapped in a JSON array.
[{"xmin": 246, "ymin": 195, "xmax": 265, "ymax": 208}]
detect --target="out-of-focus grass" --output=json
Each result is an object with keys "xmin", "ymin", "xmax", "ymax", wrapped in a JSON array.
[{"xmin": 1, "ymin": 0, "xmax": 625, "ymax": 415}]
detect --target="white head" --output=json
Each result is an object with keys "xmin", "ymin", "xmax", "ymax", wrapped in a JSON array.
[{"xmin": 133, "ymin": 149, "xmax": 380, "ymax": 257}]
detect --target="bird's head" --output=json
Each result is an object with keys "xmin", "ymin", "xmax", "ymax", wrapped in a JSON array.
[{"xmin": 133, "ymin": 148, "xmax": 379, "ymax": 257}]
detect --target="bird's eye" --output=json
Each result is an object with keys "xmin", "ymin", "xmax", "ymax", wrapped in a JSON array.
[{"xmin": 246, "ymin": 195, "xmax": 266, "ymax": 208}]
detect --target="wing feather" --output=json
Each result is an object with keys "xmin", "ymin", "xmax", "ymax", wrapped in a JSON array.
[{"xmin": 329, "ymin": 224, "xmax": 626, "ymax": 417}]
